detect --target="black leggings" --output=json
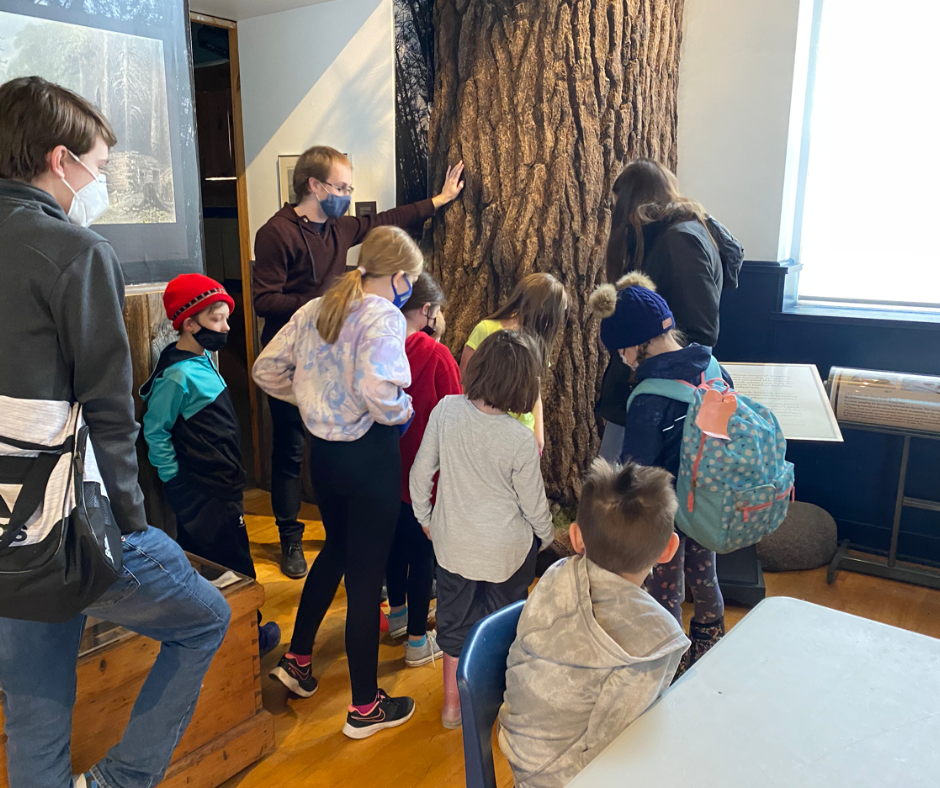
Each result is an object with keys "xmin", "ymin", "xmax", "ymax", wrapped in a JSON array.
[
  {"xmin": 386, "ymin": 501, "xmax": 434, "ymax": 637},
  {"xmin": 288, "ymin": 423, "xmax": 401, "ymax": 705}
]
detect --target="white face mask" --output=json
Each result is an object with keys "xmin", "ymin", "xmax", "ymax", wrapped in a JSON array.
[
  {"xmin": 619, "ymin": 350, "xmax": 637, "ymax": 371},
  {"xmin": 63, "ymin": 150, "xmax": 109, "ymax": 227}
]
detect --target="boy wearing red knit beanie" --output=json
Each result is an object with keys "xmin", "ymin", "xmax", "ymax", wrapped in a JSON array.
[{"xmin": 141, "ymin": 273, "xmax": 279, "ymax": 654}]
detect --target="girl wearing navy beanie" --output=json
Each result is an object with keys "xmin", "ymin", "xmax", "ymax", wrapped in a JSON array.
[{"xmin": 590, "ymin": 272, "xmax": 730, "ymax": 676}]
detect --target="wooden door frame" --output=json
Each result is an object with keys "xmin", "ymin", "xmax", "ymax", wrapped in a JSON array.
[{"xmin": 190, "ymin": 10, "xmax": 262, "ymax": 481}]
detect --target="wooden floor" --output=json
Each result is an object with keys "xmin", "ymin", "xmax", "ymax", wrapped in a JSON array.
[{"xmin": 224, "ymin": 489, "xmax": 940, "ymax": 788}]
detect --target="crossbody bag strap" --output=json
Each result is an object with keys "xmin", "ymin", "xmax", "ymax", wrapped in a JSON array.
[{"xmin": 0, "ymin": 435, "xmax": 72, "ymax": 453}]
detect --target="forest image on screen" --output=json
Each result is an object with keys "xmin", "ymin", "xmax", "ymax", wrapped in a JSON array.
[{"xmin": 0, "ymin": 10, "xmax": 176, "ymax": 225}]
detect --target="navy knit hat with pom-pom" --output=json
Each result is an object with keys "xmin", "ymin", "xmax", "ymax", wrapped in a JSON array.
[{"xmin": 589, "ymin": 271, "xmax": 675, "ymax": 351}]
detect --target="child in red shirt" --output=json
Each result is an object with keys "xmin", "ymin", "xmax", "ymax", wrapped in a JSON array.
[{"xmin": 386, "ymin": 273, "xmax": 462, "ymax": 666}]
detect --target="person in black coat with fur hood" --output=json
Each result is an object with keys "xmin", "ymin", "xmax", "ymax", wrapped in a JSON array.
[{"xmin": 596, "ymin": 158, "xmax": 744, "ymax": 461}]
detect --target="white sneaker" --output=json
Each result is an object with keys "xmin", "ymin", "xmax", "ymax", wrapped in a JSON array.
[
  {"xmin": 405, "ymin": 630, "xmax": 443, "ymax": 667},
  {"xmin": 387, "ymin": 608, "xmax": 409, "ymax": 639}
]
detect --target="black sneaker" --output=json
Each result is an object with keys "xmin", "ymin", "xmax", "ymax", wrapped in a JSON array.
[
  {"xmin": 342, "ymin": 689, "xmax": 415, "ymax": 740},
  {"xmin": 270, "ymin": 654, "xmax": 318, "ymax": 698},
  {"xmin": 280, "ymin": 541, "xmax": 308, "ymax": 578}
]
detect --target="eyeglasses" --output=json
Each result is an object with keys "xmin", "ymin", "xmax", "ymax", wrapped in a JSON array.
[{"xmin": 324, "ymin": 181, "xmax": 354, "ymax": 196}]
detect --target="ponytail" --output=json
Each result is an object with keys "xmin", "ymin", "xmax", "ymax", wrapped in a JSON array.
[
  {"xmin": 315, "ymin": 225, "xmax": 424, "ymax": 345},
  {"xmin": 316, "ymin": 269, "xmax": 366, "ymax": 345}
]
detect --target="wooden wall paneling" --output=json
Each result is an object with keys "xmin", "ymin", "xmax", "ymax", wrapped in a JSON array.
[
  {"xmin": 227, "ymin": 24, "xmax": 264, "ymax": 483},
  {"xmin": 124, "ymin": 286, "xmax": 175, "ymax": 532},
  {"xmin": 190, "ymin": 11, "xmax": 235, "ymax": 29}
]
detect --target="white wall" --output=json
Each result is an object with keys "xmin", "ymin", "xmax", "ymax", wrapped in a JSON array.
[
  {"xmin": 237, "ymin": 0, "xmax": 394, "ymax": 257},
  {"xmin": 677, "ymin": 0, "xmax": 813, "ymax": 262}
]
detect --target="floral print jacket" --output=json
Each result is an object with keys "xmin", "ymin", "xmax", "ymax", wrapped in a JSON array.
[{"xmin": 253, "ymin": 294, "xmax": 413, "ymax": 441}]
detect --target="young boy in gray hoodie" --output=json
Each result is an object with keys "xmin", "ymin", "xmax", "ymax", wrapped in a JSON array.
[{"xmin": 498, "ymin": 459, "xmax": 690, "ymax": 788}]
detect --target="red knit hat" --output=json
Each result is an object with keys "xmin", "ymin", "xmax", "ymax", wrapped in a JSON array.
[{"xmin": 164, "ymin": 273, "xmax": 235, "ymax": 330}]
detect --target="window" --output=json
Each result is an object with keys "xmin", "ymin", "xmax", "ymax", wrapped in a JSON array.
[{"xmin": 795, "ymin": 0, "xmax": 940, "ymax": 308}]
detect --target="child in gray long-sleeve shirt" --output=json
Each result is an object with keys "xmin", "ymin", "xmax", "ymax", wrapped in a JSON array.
[
  {"xmin": 410, "ymin": 329, "xmax": 554, "ymax": 730},
  {"xmin": 498, "ymin": 459, "xmax": 690, "ymax": 788}
]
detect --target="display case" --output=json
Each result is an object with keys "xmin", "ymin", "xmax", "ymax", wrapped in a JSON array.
[{"xmin": 0, "ymin": 555, "xmax": 274, "ymax": 788}]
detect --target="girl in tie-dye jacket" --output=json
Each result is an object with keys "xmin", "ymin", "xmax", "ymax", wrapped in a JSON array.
[
  {"xmin": 253, "ymin": 226, "xmax": 424, "ymax": 738},
  {"xmin": 254, "ymin": 278, "xmax": 414, "ymax": 441}
]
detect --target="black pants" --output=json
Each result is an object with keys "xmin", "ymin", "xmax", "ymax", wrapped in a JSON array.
[
  {"xmin": 386, "ymin": 502, "xmax": 434, "ymax": 637},
  {"xmin": 269, "ymin": 396, "xmax": 307, "ymax": 545},
  {"xmin": 435, "ymin": 537, "xmax": 539, "ymax": 658},
  {"xmin": 289, "ymin": 423, "xmax": 401, "ymax": 705},
  {"xmin": 173, "ymin": 491, "xmax": 256, "ymax": 580}
]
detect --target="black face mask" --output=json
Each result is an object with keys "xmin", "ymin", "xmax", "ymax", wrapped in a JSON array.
[
  {"xmin": 194, "ymin": 326, "xmax": 229, "ymax": 352},
  {"xmin": 420, "ymin": 313, "xmax": 437, "ymax": 337}
]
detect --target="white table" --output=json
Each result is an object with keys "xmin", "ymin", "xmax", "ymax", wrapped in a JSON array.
[{"xmin": 568, "ymin": 597, "xmax": 940, "ymax": 787}]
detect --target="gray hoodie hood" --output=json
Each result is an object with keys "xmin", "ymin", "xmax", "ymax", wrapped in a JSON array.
[
  {"xmin": 516, "ymin": 555, "xmax": 688, "ymax": 668},
  {"xmin": 499, "ymin": 555, "xmax": 689, "ymax": 788}
]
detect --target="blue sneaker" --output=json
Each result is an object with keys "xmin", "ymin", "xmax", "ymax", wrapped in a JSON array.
[
  {"xmin": 72, "ymin": 774, "xmax": 99, "ymax": 788},
  {"xmin": 258, "ymin": 621, "xmax": 281, "ymax": 657},
  {"xmin": 387, "ymin": 605, "xmax": 438, "ymax": 639}
]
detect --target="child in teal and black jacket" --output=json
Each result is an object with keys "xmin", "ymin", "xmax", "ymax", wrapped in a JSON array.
[{"xmin": 141, "ymin": 273, "xmax": 279, "ymax": 654}]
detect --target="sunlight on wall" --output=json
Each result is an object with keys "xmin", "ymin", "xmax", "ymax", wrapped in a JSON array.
[{"xmin": 238, "ymin": 0, "xmax": 394, "ymax": 252}]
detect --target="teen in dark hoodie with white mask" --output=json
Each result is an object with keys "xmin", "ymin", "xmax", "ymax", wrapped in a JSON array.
[
  {"xmin": 0, "ymin": 76, "xmax": 229, "ymax": 788},
  {"xmin": 499, "ymin": 459, "xmax": 688, "ymax": 788}
]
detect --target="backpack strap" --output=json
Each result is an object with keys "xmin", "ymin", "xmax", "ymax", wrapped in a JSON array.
[
  {"xmin": 703, "ymin": 356, "xmax": 723, "ymax": 385},
  {"xmin": 626, "ymin": 356, "xmax": 724, "ymax": 412},
  {"xmin": 627, "ymin": 379, "xmax": 696, "ymax": 411}
]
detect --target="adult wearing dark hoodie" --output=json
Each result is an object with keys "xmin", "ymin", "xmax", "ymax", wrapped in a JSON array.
[
  {"xmin": 595, "ymin": 159, "xmax": 743, "ymax": 461},
  {"xmin": 252, "ymin": 146, "xmax": 464, "ymax": 578},
  {"xmin": 0, "ymin": 76, "xmax": 229, "ymax": 788},
  {"xmin": 591, "ymin": 272, "xmax": 730, "ymax": 675}
]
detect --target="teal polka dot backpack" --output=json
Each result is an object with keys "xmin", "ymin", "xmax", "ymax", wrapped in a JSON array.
[{"xmin": 627, "ymin": 356, "xmax": 795, "ymax": 554}]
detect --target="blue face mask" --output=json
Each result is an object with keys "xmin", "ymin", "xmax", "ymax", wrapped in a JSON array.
[
  {"xmin": 392, "ymin": 275, "xmax": 413, "ymax": 310},
  {"xmin": 318, "ymin": 191, "xmax": 351, "ymax": 218}
]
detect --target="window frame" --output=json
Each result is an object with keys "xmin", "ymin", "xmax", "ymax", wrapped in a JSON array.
[{"xmin": 788, "ymin": 0, "xmax": 940, "ymax": 314}]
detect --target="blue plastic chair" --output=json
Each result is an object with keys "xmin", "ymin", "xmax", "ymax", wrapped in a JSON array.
[{"xmin": 456, "ymin": 599, "xmax": 526, "ymax": 788}]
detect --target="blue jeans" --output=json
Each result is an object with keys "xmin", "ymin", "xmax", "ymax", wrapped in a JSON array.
[{"xmin": 0, "ymin": 527, "xmax": 231, "ymax": 788}]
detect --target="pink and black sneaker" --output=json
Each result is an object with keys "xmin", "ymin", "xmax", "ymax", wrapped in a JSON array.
[
  {"xmin": 270, "ymin": 654, "xmax": 318, "ymax": 698},
  {"xmin": 342, "ymin": 689, "xmax": 415, "ymax": 739}
]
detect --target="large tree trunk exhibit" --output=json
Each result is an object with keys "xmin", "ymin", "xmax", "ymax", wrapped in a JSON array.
[{"xmin": 429, "ymin": 0, "xmax": 685, "ymax": 504}]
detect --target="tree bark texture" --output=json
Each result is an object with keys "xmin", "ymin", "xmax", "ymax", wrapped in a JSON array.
[{"xmin": 429, "ymin": 0, "xmax": 685, "ymax": 504}]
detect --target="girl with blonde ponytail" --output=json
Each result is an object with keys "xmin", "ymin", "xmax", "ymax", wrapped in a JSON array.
[{"xmin": 253, "ymin": 225, "xmax": 424, "ymax": 739}]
